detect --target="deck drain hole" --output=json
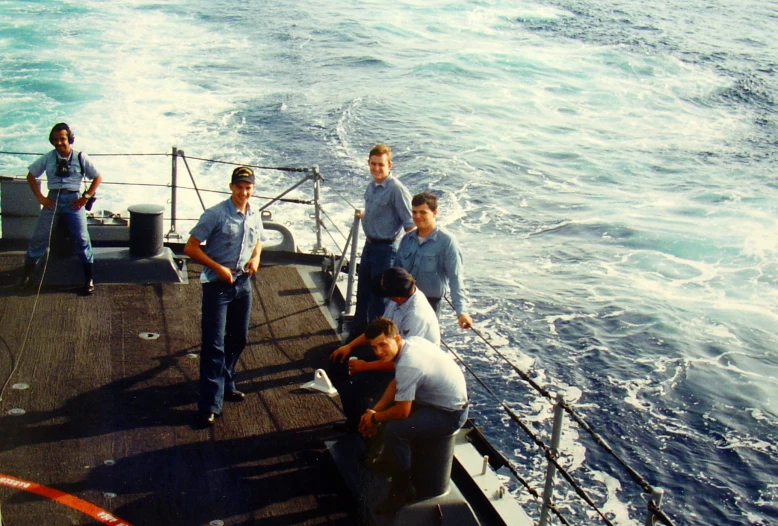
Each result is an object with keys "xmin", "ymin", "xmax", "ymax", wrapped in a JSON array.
[
  {"xmin": 139, "ymin": 332, "xmax": 160, "ymax": 340},
  {"xmin": 11, "ymin": 383, "xmax": 29, "ymax": 390},
  {"xmin": 103, "ymin": 492, "xmax": 117, "ymax": 499},
  {"xmin": 8, "ymin": 408, "xmax": 26, "ymax": 415},
  {"xmin": 104, "ymin": 459, "xmax": 116, "ymax": 466}
]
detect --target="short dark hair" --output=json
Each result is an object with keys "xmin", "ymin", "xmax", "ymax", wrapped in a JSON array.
[
  {"xmin": 369, "ymin": 144, "xmax": 392, "ymax": 161},
  {"xmin": 49, "ymin": 122, "xmax": 74, "ymax": 145},
  {"xmin": 412, "ymin": 192, "xmax": 437, "ymax": 212},
  {"xmin": 364, "ymin": 317, "xmax": 399, "ymax": 340}
]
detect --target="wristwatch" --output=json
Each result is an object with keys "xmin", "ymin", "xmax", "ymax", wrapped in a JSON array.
[{"xmin": 82, "ymin": 192, "xmax": 93, "ymax": 199}]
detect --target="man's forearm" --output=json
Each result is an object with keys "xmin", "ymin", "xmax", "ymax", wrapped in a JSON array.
[
  {"xmin": 84, "ymin": 175, "xmax": 102, "ymax": 197},
  {"xmin": 26, "ymin": 173, "xmax": 44, "ymax": 200},
  {"xmin": 373, "ymin": 380, "xmax": 397, "ymax": 412},
  {"xmin": 373, "ymin": 400, "xmax": 412, "ymax": 422}
]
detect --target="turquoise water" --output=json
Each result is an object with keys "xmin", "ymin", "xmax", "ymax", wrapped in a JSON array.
[{"xmin": 1, "ymin": 1, "xmax": 776, "ymax": 524}]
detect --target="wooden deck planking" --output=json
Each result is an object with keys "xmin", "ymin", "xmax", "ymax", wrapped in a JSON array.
[{"xmin": 0, "ymin": 255, "xmax": 352, "ymax": 525}]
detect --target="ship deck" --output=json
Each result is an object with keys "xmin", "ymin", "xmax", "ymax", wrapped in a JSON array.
[{"xmin": 0, "ymin": 253, "xmax": 352, "ymax": 525}]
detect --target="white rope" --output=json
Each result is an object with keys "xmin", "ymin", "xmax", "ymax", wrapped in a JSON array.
[{"xmin": 0, "ymin": 190, "xmax": 60, "ymax": 403}]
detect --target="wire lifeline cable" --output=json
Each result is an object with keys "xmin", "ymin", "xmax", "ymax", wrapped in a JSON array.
[
  {"xmin": 176, "ymin": 154, "xmax": 311, "ymax": 173},
  {"xmin": 318, "ymin": 176, "xmax": 360, "ymax": 211},
  {"xmin": 441, "ymin": 339, "xmax": 576, "ymax": 526},
  {"xmin": 0, "ymin": 150, "xmax": 169, "ymax": 157},
  {"xmin": 443, "ymin": 296, "xmax": 676, "ymax": 526},
  {"xmin": 0, "ymin": 190, "xmax": 61, "ymax": 403},
  {"xmin": 443, "ymin": 335, "xmax": 618, "ymax": 526},
  {"xmin": 441, "ymin": 299, "xmax": 658, "ymax": 490}
]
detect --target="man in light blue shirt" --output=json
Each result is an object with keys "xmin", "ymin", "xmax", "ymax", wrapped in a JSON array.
[
  {"xmin": 21, "ymin": 123, "xmax": 102, "ymax": 295},
  {"xmin": 396, "ymin": 192, "xmax": 473, "ymax": 329},
  {"xmin": 358, "ymin": 318, "xmax": 468, "ymax": 515},
  {"xmin": 350, "ymin": 144, "xmax": 415, "ymax": 339},
  {"xmin": 184, "ymin": 166, "xmax": 263, "ymax": 427},
  {"xmin": 329, "ymin": 268, "xmax": 439, "ymax": 432}
]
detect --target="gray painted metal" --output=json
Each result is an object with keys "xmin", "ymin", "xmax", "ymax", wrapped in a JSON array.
[{"xmin": 539, "ymin": 392, "xmax": 566, "ymax": 526}]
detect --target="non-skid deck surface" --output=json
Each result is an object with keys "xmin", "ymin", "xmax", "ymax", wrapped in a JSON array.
[{"xmin": 0, "ymin": 254, "xmax": 350, "ymax": 525}]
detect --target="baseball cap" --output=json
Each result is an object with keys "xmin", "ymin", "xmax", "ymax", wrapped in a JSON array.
[
  {"xmin": 231, "ymin": 166, "xmax": 255, "ymax": 185},
  {"xmin": 372, "ymin": 267, "xmax": 415, "ymax": 298}
]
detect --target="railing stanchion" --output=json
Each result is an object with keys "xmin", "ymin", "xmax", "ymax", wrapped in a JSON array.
[
  {"xmin": 169, "ymin": 146, "xmax": 178, "ymax": 238},
  {"xmin": 645, "ymin": 487, "xmax": 664, "ymax": 525},
  {"xmin": 344, "ymin": 210, "xmax": 361, "ymax": 315},
  {"xmin": 326, "ymin": 227, "xmax": 354, "ymax": 303},
  {"xmin": 312, "ymin": 166, "xmax": 324, "ymax": 253},
  {"xmin": 539, "ymin": 392, "xmax": 566, "ymax": 526}
]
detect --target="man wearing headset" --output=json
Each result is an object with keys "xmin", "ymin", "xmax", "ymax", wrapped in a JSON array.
[
  {"xmin": 184, "ymin": 166, "xmax": 263, "ymax": 428},
  {"xmin": 20, "ymin": 123, "xmax": 103, "ymax": 295}
]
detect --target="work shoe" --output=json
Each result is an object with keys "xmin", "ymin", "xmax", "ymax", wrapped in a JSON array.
[
  {"xmin": 17, "ymin": 262, "xmax": 36, "ymax": 291},
  {"xmin": 82, "ymin": 280, "xmax": 96, "ymax": 296},
  {"xmin": 17, "ymin": 275, "xmax": 33, "ymax": 291},
  {"xmin": 198, "ymin": 412, "xmax": 217, "ymax": 427},
  {"xmin": 225, "ymin": 390, "xmax": 246, "ymax": 402}
]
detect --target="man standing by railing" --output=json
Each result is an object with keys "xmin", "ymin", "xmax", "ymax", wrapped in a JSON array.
[
  {"xmin": 19, "ymin": 123, "xmax": 102, "ymax": 295},
  {"xmin": 184, "ymin": 166, "xmax": 263, "ymax": 428},
  {"xmin": 396, "ymin": 192, "xmax": 473, "ymax": 329},
  {"xmin": 349, "ymin": 144, "xmax": 415, "ymax": 340}
]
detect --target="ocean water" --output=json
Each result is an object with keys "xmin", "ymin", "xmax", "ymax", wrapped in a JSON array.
[{"xmin": 1, "ymin": 1, "xmax": 776, "ymax": 524}]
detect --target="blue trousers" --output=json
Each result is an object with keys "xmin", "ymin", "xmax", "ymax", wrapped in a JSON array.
[
  {"xmin": 329, "ymin": 345, "xmax": 394, "ymax": 424},
  {"xmin": 199, "ymin": 274, "xmax": 252, "ymax": 414},
  {"xmin": 384, "ymin": 404, "xmax": 469, "ymax": 473},
  {"xmin": 26, "ymin": 190, "xmax": 94, "ymax": 265},
  {"xmin": 351, "ymin": 242, "xmax": 394, "ymax": 337}
]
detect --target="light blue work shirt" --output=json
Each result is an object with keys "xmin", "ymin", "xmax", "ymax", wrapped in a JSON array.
[
  {"xmin": 362, "ymin": 175, "xmax": 414, "ymax": 240},
  {"xmin": 28, "ymin": 150, "xmax": 99, "ymax": 192},
  {"xmin": 383, "ymin": 288, "xmax": 440, "ymax": 346},
  {"xmin": 189, "ymin": 198, "xmax": 263, "ymax": 283},
  {"xmin": 394, "ymin": 336, "xmax": 468, "ymax": 410},
  {"xmin": 396, "ymin": 226, "xmax": 469, "ymax": 316}
]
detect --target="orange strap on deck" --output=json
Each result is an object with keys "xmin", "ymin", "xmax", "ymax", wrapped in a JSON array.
[{"xmin": 0, "ymin": 473, "xmax": 132, "ymax": 525}]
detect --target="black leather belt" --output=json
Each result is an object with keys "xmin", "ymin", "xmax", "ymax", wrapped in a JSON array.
[
  {"xmin": 416, "ymin": 400, "xmax": 469, "ymax": 413},
  {"xmin": 366, "ymin": 237, "xmax": 394, "ymax": 244},
  {"xmin": 50, "ymin": 189, "xmax": 78, "ymax": 194}
]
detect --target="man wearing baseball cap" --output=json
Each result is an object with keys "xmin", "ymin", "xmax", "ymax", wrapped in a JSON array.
[
  {"xmin": 184, "ymin": 166, "xmax": 263, "ymax": 427},
  {"xmin": 329, "ymin": 267, "xmax": 439, "ymax": 432}
]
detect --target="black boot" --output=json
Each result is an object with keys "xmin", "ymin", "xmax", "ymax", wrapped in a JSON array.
[
  {"xmin": 376, "ymin": 471, "xmax": 416, "ymax": 515},
  {"xmin": 83, "ymin": 263, "xmax": 95, "ymax": 295},
  {"xmin": 17, "ymin": 261, "xmax": 36, "ymax": 291}
]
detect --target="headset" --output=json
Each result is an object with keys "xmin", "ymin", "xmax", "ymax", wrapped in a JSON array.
[{"xmin": 49, "ymin": 122, "xmax": 75, "ymax": 145}]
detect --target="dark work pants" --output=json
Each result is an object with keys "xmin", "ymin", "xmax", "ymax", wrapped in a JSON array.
[
  {"xmin": 199, "ymin": 274, "xmax": 252, "ymax": 414},
  {"xmin": 329, "ymin": 345, "xmax": 394, "ymax": 425}
]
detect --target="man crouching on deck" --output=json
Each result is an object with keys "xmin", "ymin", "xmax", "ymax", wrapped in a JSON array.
[
  {"xmin": 358, "ymin": 318, "xmax": 469, "ymax": 515},
  {"xmin": 184, "ymin": 166, "xmax": 263, "ymax": 428}
]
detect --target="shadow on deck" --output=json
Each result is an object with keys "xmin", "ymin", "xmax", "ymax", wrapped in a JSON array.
[{"xmin": 0, "ymin": 254, "xmax": 353, "ymax": 525}]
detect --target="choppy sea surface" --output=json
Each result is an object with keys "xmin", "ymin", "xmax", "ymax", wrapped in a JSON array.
[{"xmin": 1, "ymin": 1, "xmax": 776, "ymax": 524}]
